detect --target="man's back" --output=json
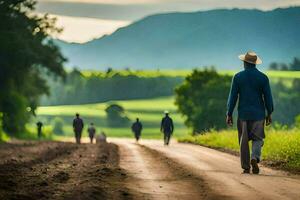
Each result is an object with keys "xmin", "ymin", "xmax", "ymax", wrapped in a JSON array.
[
  {"xmin": 161, "ymin": 116, "xmax": 174, "ymax": 133},
  {"xmin": 132, "ymin": 122, "xmax": 142, "ymax": 132},
  {"xmin": 88, "ymin": 126, "xmax": 95, "ymax": 134},
  {"xmin": 228, "ymin": 67, "xmax": 273, "ymax": 120},
  {"xmin": 73, "ymin": 118, "xmax": 84, "ymax": 131}
]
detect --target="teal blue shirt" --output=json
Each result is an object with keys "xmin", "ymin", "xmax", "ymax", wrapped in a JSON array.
[{"xmin": 227, "ymin": 67, "xmax": 274, "ymax": 120}]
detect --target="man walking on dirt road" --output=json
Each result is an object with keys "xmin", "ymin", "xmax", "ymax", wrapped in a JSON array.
[
  {"xmin": 36, "ymin": 121, "xmax": 43, "ymax": 139},
  {"xmin": 88, "ymin": 123, "xmax": 96, "ymax": 144},
  {"xmin": 73, "ymin": 113, "xmax": 84, "ymax": 144},
  {"xmin": 161, "ymin": 111, "xmax": 174, "ymax": 145},
  {"xmin": 131, "ymin": 118, "xmax": 143, "ymax": 142},
  {"xmin": 226, "ymin": 51, "xmax": 274, "ymax": 174}
]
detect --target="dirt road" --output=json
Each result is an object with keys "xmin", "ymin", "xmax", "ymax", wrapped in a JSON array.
[
  {"xmin": 113, "ymin": 140, "xmax": 300, "ymax": 200},
  {"xmin": 1, "ymin": 139, "xmax": 300, "ymax": 200}
]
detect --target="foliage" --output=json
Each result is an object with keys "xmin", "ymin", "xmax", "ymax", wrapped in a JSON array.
[
  {"xmin": 295, "ymin": 115, "xmax": 300, "ymax": 129},
  {"xmin": 105, "ymin": 104, "xmax": 130, "ymax": 127},
  {"xmin": 0, "ymin": 0, "xmax": 66, "ymax": 135},
  {"xmin": 41, "ymin": 69, "xmax": 183, "ymax": 105},
  {"xmin": 0, "ymin": 112, "xmax": 10, "ymax": 142},
  {"xmin": 178, "ymin": 128, "xmax": 300, "ymax": 171},
  {"xmin": 271, "ymin": 79, "xmax": 300, "ymax": 125},
  {"xmin": 52, "ymin": 117, "xmax": 64, "ymax": 135},
  {"xmin": 269, "ymin": 57, "xmax": 300, "ymax": 71},
  {"xmin": 175, "ymin": 68, "xmax": 231, "ymax": 133}
]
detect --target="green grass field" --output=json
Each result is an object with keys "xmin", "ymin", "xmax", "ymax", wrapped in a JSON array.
[
  {"xmin": 178, "ymin": 129, "xmax": 300, "ymax": 171},
  {"xmin": 81, "ymin": 69, "xmax": 300, "ymax": 79},
  {"xmin": 32, "ymin": 96, "xmax": 189, "ymax": 139}
]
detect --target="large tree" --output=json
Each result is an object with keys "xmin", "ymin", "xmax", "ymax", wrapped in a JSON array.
[
  {"xmin": 175, "ymin": 69, "xmax": 231, "ymax": 134},
  {"xmin": 0, "ymin": 0, "xmax": 66, "ymax": 134}
]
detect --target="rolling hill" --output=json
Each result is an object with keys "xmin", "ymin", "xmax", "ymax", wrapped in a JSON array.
[{"xmin": 56, "ymin": 7, "xmax": 300, "ymax": 70}]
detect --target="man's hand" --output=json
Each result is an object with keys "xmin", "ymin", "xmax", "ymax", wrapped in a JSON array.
[
  {"xmin": 266, "ymin": 115, "xmax": 272, "ymax": 126},
  {"xmin": 226, "ymin": 115, "xmax": 233, "ymax": 126}
]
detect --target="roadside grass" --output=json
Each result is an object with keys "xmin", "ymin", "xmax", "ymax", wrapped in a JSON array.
[
  {"xmin": 0, "ymin": 130, "xmax": 10, "ymax": 142},
  {"xmin": 178, "ymin": 129, "xmax": 300, "ymax": 171},
  {"xmin": 30, "ymin": 96, "xmax": 189, "ymax": 139}
]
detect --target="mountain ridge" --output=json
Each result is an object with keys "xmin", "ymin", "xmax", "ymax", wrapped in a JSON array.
[{"xmin": 55, "ymin": 7, "xmax": 300, "ymax": 70}]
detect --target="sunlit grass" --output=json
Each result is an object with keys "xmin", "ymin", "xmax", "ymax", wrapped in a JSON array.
[
  {"xmin": 0, "ymin": 130, "xmax": 10, "ymax": 142},
  {"xmin": 80, "ymin": 69, "xmax": 300, "ymax": 79},
  {"xmin": 178, "ymin": 129, "xmax": 300, "ymax": 170}
]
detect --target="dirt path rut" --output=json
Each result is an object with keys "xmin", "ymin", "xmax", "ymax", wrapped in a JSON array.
[
  {"xmin": 135, "ymin": 139, "xmax": 300, "ymax": 200},
  {"xmin": 114, "ymin": 140, "xmax": 225, "ymax": 200}
]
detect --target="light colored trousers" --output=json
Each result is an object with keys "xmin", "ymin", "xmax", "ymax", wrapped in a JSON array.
[{"xmin": 238, "ymin": 120, "xmax": 265, "ymax": 170}]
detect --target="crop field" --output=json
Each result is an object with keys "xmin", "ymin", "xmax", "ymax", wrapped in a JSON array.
[
  {"xmin": 32, "ymin": 97, "xmax": 189, "ymax": 139},
  {"xmin": 178, "ymin": 129, "xmax": 300, "ymax": 171}
]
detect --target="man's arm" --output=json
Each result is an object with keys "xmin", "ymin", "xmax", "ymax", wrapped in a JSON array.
[
  {"xmin": 226, "ymin": 75, "xmax": 239, "ymax": 125},
  {"xmin": 160, "ymin": 118, "xmax": 164, "ymax": 132},
  {"xmin": 81, "ymin": 119, "xmax": 84, "ymax": 129},
  {"xmin": 263, "ymin": 77, "xmax": 274, "ymax": 125},
  {"xmin": 170, "ymin": 119, "xmax": 174, "ymax": 133}
]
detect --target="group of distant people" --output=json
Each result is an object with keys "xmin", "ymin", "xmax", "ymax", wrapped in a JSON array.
[
  {"xmin": 73, "ymin": 113, "xmax": 107, "ymax": 144},
  {"xmin": 37, "ymin": 111, "xmax": 174, "ymax": 145},
  {"xmin": 132, "ymin": 111, "xmax": 174, "ymax": 145},
  {"xmin": 72, "ymin": 111, "xmax": 174, "ymax": 145}
]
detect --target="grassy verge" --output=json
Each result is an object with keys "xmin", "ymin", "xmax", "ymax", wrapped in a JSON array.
[{"xmin": 178, "ymin": 129, "xmax": 300, "ymax": 172}]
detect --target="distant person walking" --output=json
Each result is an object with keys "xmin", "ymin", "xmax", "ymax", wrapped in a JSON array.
[
  {"xmin": 73, "ymin": 113, "xmax": 84, "ymax": 144},
  {"xmin": 88, "ymin": 123, "xmax": 96, "ymax": 144},
  {"xmin": 131, "ymin": 118, "xmax": 143, "ymax": 142},
  {"xmin": 226, "ymin": 51, "xmax": 274, "ymax": 174},
  {"xmin": 36, "ymin": 121, "xmax": 43, "ymax": 139},
  {"xmin": 161, "ymin": 111, "xmax": 174, "ymax": 145}
]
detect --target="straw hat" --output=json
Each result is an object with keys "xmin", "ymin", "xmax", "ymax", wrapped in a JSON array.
[{"xmin": 238, "ymin": 51, "xmax": 262, "ymax": 65}]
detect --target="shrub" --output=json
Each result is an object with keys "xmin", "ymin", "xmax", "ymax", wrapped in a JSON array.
[
  {"xmin": 105, "ymin": 104, "xmax": 130, "ymax": 127},
  {"xmin": 175, "ymin": 68, "xmax": 231, "ymax": 133},
  {"xmin": 52, "ymin": 117, "xmax": 64, "ymax": 135}
]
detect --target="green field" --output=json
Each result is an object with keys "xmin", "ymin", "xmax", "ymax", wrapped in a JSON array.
[
  {"xmin": 80, "ymin": 69, "xmax": 300, "ymax": 79},
  {"xmin": 179, "ymin": 129, "xmax": 300, "ymax": 171},
  {"xmin": 32, "ymin": 96, "xmax": 189, "ymax": 139}
]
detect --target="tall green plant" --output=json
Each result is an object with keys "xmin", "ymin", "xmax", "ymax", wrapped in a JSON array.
[{"xmin": 175, "ymin": 68, "xmax": 231, "ymax": 133}]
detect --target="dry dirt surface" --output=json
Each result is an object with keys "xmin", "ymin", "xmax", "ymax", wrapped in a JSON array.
[
  {"xmin": 1, "ymin": 139, "xmax": 300, "ymax": 200},
  {"xmin": 0, "ymin": 140, "xmax": 131, "ymax": 200},
  {"xmin": 112, "ymin": 139, "xmax": 300, "ymax": 200}
]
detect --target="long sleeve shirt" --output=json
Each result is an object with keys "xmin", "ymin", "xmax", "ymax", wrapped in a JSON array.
[{"xmin": 227, "ymin": 67, "xmax": 274, "ymax": 121}]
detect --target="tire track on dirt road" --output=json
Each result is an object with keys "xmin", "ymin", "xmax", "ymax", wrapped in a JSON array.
[
  {"xmin": 114, "ymin": 139, "xmax": 226, "ymax": 200},
  {"xmin": 139, "ymin": 140, "xmax": 300, "ymax": 200}
]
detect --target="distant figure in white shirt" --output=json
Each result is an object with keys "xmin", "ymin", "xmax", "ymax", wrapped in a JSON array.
[{"xmin": 96, "ymin": 131, "xmax": 107, "ymax": 144}]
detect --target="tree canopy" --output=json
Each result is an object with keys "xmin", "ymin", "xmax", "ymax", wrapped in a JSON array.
[
  {"xmin": 0, "ymin": 0, "xmax": 66, "ymax": 134},
  {"xmin": 175, "ymin": 69, "xmax": 231, "ymax": 133}
]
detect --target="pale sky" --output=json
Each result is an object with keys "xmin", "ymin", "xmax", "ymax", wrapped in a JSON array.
[{"xmin": 36, "ymin": 0, "xmax": 300, "ymax": 43}]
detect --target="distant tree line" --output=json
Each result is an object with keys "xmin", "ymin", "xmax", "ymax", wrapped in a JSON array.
[
  {"xmin": 41, "ymin": 69, "xmax": 184, "ymax": 105},
  {"xmin": 269, "ymin": 57, "xmax": 300, "ymax": 71},
  {"xmin": 0, "ymin": 0, "xmax": 65, "ymax": 135}
]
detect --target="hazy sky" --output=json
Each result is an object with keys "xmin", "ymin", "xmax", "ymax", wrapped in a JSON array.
[{"xmin": 36, "ymin": 0, "xmax": 300, "ymax": 43}]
